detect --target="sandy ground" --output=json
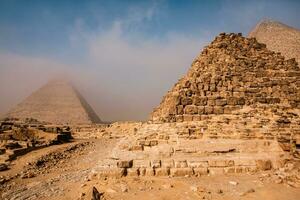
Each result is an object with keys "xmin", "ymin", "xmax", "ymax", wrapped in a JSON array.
[{"xmin": 0, "ymin": 138, "xmax": 299, "ymax": 200}]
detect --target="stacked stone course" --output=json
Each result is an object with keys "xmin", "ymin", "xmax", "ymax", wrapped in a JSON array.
[{"xmin": 151, "ymin": 33, "xmax": 300, "ymax": 123}]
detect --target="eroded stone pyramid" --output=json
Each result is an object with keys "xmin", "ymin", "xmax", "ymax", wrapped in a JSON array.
[
  {"xmin": 249, "ymin": 20, "xmax": 300, "ymax": 63},
  {"xmin": 151, "ymin": 32, "xmax": 300, "ymax": 123},
  {"xmin": 5, "ymin": 79, "xmax": 101, "ymax": 124}
]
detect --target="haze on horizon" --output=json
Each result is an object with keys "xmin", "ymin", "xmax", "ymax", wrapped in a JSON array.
[{"xmin": 0, "ymin": 0, "xmax": 299, "ymax": 122}]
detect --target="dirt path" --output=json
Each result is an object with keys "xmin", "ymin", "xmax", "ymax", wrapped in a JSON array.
[{"xmin": 0, "ymin": 138, "xmax": 116, "ymax": 200}]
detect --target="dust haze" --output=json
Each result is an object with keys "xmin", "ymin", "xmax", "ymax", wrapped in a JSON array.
[{"xmin": 0, "ymin": 22, "xmax": 205, "ymax": 121}]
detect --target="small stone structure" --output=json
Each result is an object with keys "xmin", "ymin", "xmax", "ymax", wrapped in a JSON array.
[{"xmin": 91, "ymin": 33, "xmax": 300, "ymax": 178}]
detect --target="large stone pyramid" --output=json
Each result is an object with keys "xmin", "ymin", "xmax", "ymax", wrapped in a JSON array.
[
  {"xmin": 151, "ymin": 32, "xmax": 300, "ymax": 122},
  {"xmin": 5, "ymin": 79, "xmax": 101, "ymax": 124},
  {"xmin": 249, "ymin": 19, "xmax": 300, "ymax": 63}
]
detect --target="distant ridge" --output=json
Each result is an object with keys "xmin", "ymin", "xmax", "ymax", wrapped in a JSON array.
[
  {"xmin": 249, "ymin": 19, "xmax": 300, "ymax": 63},
  {"xmin": 4, "ymin": 79, "xmax": 101, "ymax": 125}
]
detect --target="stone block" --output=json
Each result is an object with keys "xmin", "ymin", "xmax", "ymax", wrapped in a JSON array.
[
  {"xmin": 161, "ymin": 159, "xmax": 174, "ymax": 168},
  {"xmin": 208, "ymin": 160, "xmax": 234, "ymax": 167},
  {"xmin": 193, "ymin": 168, "xmax": 208, "ymax": 176},
  {"xmin": 255, "ymin": 160, "xmax": 272, "ymax": 170},
  {"xmin": 194, "ymin": 97, "xmax": 207, "ymax": 106},
  {"xmin": 139, "ymin": 168, "xmax": 146, "ymax": 176},
  {"xmin": 133, "ymin": 160, "xmax": 150, "ymax": 168},
  {"xmin": 183, "ymin": 115, "xmax": 193, "ymax": 121},
  {"xmin": 170, "ymin": 168, "xmax": 194, "ymax": 177},
  {"xmin": 129, "ymin": 145, "xmax": 143, "ymax": 151},
  {"xmin": 204, "ymin": 106, "xmax": 214, "ymax": 114},
  {"xmin": 215, "ymin": 99, "xmax": 227, "ymax": 106},
  {"xmin": 151, "ymin": 160, "xmax": 161, "ymax": 168},
  {"xmin": 145, "ymin": 168, "xmax": 155, "ymax": 176},
  {"xmin": 174, "ymin": 160, "xmax": 188, "ymax": 168},
  {"xmin": 98, "ymin": 168, "xmax": 125, "ymax": 178},
  {"xmin": 177, "ymin": 105, "xmax": 184, "ymax": 115},
  {"xmin": 187, "ymin": 160, "xmax": 208, "ymax": 168},
  {"xmin": 117, "ymin": 160, "xmax": 133, "ymax": 168},
  {"xmin": 198, "ymin": 106, "xmax": 205, "ymax": 114},
  {"xmin": 155, "ymin": 168, "xmax": 170, "ymax": 176},
  {"xmin": 175, "ymin": 115, "xmax": 183, "ymax": 122},
  {"xmin": 181, "ymin": 97, "xmax": 193, "ymax": 105},
  {"xmin": 213, "ymin": 106, "xmax": 224, "ymax": 114},
  {"xmin": 127, "ymin": 168, "xmax": 139, "ymax": 176},
  {"xmin": 208, "ymin": 167, "xmax": 224, "ymax": 175},
  {"xmin": 223, "ymin": 167, "xmax": 235, "ymax": 174},
  {"xmin": 184, "ymin": 105, "xmax": 198, "ymax": 114}
]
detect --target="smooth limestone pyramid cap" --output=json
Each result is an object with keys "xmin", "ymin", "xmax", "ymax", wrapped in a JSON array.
[
  {"xmin": 5, "ymin": 79, "xmax": 101, "ymax": 125},
  {"xmin": 249, "ymin": 19, "xmax": 300, "ymax": 63},
  {"xmin": 151, "ymin": 32, "xmax": 300, "ymax": 122}
]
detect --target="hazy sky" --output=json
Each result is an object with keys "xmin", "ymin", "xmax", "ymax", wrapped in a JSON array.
[{"xmin": 0, "ymin": 0, "xmax": 299, "ymax": 121}]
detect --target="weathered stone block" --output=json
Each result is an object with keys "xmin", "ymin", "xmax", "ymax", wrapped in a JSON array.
[
  {"xmin": 117, "ymin": 160, "xmax": 133, "ymax": 168},
  {"xmin": 183, "ymin": 115, "xmax": 193, "ymax": 121},
  {"xmin": 208, "ymin": 160, "xmax": 234, "ymax": 167},
  {"xmin": 145, "ymin": 168, "xmax": 155, "ymax": 176},
  {"xmin": 127, "ymin": 168, "xmax": 139, "ymax": 176},
  {"xmin": 187, "ymin": 160, "xmax": 208, "ymax": 168},
  {"xmin": 215, "ymin": 99, "xmax": 227, "ymax": 106},
  {"xmin": 193, "ymin": 168, "xmax": 208, "ymax": 176},
  {"xmin": 133, "ymin": 160, "xmax": 150, "ymax": 168},
  {"xmin": 98, "ymin": 168, "xmax": 125, "ymax": 178},
  {"xmin": 161, "ymin": 159, "xmax": 174, "ymax": 168},
  {"xmin": 170, "ymin": 168, "xmax": 194, "ymax": 176},
  {"xmin": 184, "ymin": 105, "xmax": 198, "ymax": 114},
  {"xmin": 175, "ymin": 115, "xmax": 183, "ymax": 122},
  {"xmin": 193, "ymin": 96, "xmax": 207, "ymax": 106},
  {"xmin": 255, "ymin": 160, "xmax": 272, "ymax": 170},
  {"xmin": 198, "ymin": 106, "xmax": 205, "ymax": 114},
  {"xmin": 139, "ymin": 168, "xmax": 146, "ymax": 176},
  {"xmin": 213, "ymin": 106, "xmax": 224, "ymax": 114},
  {"xmin": 204, "ymin": 106, "xmax": 214, "ymax": 114},
  {"xmin": 208, "ymin": 167, "xmax": 224, "ymax": 175},
  {"xmin": 151, "ymin": 160, "xmax": 161, "ymax": 168},
  {"xmin": 177, "ymin": 105, "xmax": 184, "ymax": 115},
  {"xmin": 174, "ymin": 160, "xmax": 188, "ymax": 168},
  {"xmin": 155, "ymin": 168, "xmax": 170, "ymax": 176},
  {"xmin": 181, "ymin": 97, "xmax": 193, "ymax": 105}
]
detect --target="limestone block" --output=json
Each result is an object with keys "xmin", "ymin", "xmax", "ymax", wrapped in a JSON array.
[
  {"xmin": 98, "ymin": 168, "xmax": 125, "ymax": 178},
  {"xmin": 177, "ymin": 105, "xmax": 184, "ymax": 115},
  {"xmin": 208, "ymin": 160, "xmax": 234, "ymax": 167},
  {"xmin": 181, "ymin": 97, "xmax": 193, "ymax": 105},
  {"xmin": 133, "ymin": 160, "xmax": 150, "ymax": 168},
  {"xmin": 161, "ymin": 159, "xmax": 174, "ymax": 168},
  {"xmin": 174, "ymin": 160, "xmax": 188, "ymax": 168},
  {"xmin": 117, "ymin": 160, "xmax": 133, "ymax": 168},
  {"xmin": 183, "ymin": 115, "xmax": 193, "ymax": 121},
  {"xmin": 215, "ymin": 99, "xmax": 227, "ymax": 106},
  {"xmin": 223, "ymin": 167, "xmax": 235, "ymax": 174},
  {"xmin": 192, "ymin": 115, "xmax": 201, "ymax": 121},
  {"xmin": 187, "ymin": 160, "xmax": 208, "ymax": 168},
  {"xmin": 151, "ymin": 160, "xmax": 161, "ymax": 168},
  {"xmin": 139, "ymin": 168, "xmax": 146, "ymax": 176},
  {"xmin": 208, "ymin": 167, "xmax": 224, "ymax": 175},
  {"xmin": 184, "ymin": 105, "xmax": 198, "ymax": 114},
  {"xmin": 127, "ymin": 168, "xmax": 139, "ymax": 176},
  {"xmin": 198, "ymin": 106, "xmax": 205, "ymax": 114},
  {"xmin": 213, "ymin": 106, "xmax": 224, "ymax": 114},
  {"xmin": 146, "ymin": 168, "xmax": 155, "ymax": 176},
  {"xmin": 193, "ymin": 167, "xmax": 208, "ymax": 176},
  {"xmin": 170, "ymin": 168, "xmax": 194, "ymax": 176},
  {"xmin": 155, "ymin": 168, "xmax": 170, "ymax": 176},
  {"xmin": 194, "ymin": 97, "xmax": 207, "ymax": 106},
  {"xmin": 255, "ymin": 160, "xmax": 272, "ymax": 170},
  {"xmin": 129, "ymin": 145, "xmax": 143, "ymax": 151},
  {"xmin": 204, "ymin": 106, "xmax": 214, "ymax": 114},
  {"xmin": 175, "ymin": 115, "xmax": 183, "ymax": 122}
]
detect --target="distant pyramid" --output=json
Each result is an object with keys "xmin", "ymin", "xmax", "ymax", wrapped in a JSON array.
[
  {"xmin": 249, "ymin": 19, "xmax": 300, "ymax": 63},
  {"xmin": 151, "ymin": 32, "xmax": 300, "ymax": 122},
  {"xmin": 5, "ymin": 79, "xmax": 101, "ymax": 124}
]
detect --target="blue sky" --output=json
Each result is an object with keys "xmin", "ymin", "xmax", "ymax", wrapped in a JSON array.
[{"xmin": 0, "ymin": 0, "xmax": 299, "ymax": 121}]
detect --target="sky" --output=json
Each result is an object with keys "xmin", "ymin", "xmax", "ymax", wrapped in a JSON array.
[{"xmin": 0, "ymin": 0, "xmax": 299, "ymax": 121}]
